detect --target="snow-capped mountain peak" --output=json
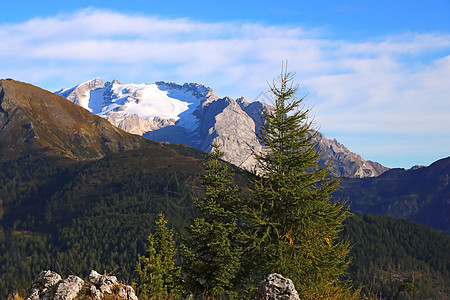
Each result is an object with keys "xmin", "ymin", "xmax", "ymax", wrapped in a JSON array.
[
  {"xmin": 56, "ymin": 79, "xmax": 218, "ymax": 134},
  {"xmin": 56, "ymin": 79, "xmax": 388, "ymax": 177}
]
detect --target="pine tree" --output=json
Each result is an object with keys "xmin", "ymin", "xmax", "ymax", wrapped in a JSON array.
[
  {"xmin": 136, "ymin": 212, "xmax": 182, "ymax": 299},
  {"xmin": 242, "ymin": 63, "xmax": 357, "ymax": 299},
  {"xmin": 180, "ymin": 144, "xmax": 241, "ymax": 299}
]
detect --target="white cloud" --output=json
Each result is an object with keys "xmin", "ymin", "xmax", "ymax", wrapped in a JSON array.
[{"xmin": 0, "ymin": 8, "xmax": 449, "ymax": 167}]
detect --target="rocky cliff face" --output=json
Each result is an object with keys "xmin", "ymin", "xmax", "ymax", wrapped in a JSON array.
[
  {"xmin": 57, "ymin": 78, "xmax": 388, "ymax": 177},
  {"xmin": 315, "ymin": 132, "xmax": 389, "ymax": 178}
]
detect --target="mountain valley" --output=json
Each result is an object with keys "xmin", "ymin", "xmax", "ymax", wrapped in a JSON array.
[{"xmin": 0, "ymin": 79, "xmax": 448, "ymax": 299}]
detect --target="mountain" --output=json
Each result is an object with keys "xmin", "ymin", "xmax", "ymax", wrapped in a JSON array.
[
  {"xmin": 0, "ymin": 79, "xmax": 207, "ymax": 296},
  {"xmin": 314, "ymin": 131, "xmax": 388, "ymax": 178},
  {"xmin": 56, "ymin": 78, "xmax": 388, "ymax": 178},
  {"xmin": 0, "ymin": 79, "xmax": 147, "ymax": 162},
  {"xmin": 335, "ymin": 156, "xmax": 450, "ymax": 233},
  {"xmin": 0, "ymin": 79, "xmax": 448, "ymax": 299}
]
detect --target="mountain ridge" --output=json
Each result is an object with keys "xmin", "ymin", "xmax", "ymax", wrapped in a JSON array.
[
  {"xmin": 335, "ymin": 156, "xmax": 450, "ymax": 233},
  {"xmin": 0, "ymin": 79, "xmax": 187, "ymax": 163},
  {"xmin": 57, "ymin": 78, "xmax": 389, "ymax": 178}
]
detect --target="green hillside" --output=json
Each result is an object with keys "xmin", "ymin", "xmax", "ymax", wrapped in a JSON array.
[
  {"xmin": 1, "ymin": 151, "xmax": 449, "ymax": 299},
  {"xmin": 343, "ymin": 213, "xmax": 450, "ymax": 299},
  {"xmin": 0, "ymin": 147, "xmax": 203, "ymax": 297}
]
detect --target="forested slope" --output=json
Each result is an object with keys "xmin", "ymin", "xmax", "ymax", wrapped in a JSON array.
[
  {"xmin": 1, "ymin": 151, "xmax": 448, "ymax": 299},
  {"xmin": 343, "ymin": 213, "xmax": 449, "ymax": 299},
  {"xmin": 336, "ymin": 157, "xmax": 450, "ymax": 233}
]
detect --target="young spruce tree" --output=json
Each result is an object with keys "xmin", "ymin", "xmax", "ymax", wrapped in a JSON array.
[
  {"xmin": 180, "ymin": 144, "xmax": 241, "ymax": 299},
  {"xmin": 243, "ymin": 63, "xmax": 357, "ymax": 299},
  {"xmin": 136, "ymin": 212, "xmax": 182, "ymax": 299}
]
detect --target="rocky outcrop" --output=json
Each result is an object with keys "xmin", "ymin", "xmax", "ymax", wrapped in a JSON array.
[
  {"xmin": 237, "ymin": 96, "xmax": 271, "ymax": 136},
  {"xmin": 258, "ymin": 273, "xmax": 300, "ymax": 300},
  {"xmin": 195, "ymin": 96, "xmax": 262, "ymax": 169},
  {"xmin": 24, "ymin": 270, "xmax": 137, "ymax": 300},
  {"xmin": 56, "ymin": 77, "xmax": 105, "ymax": 108},
  {"xmin": 24, "ymin": 271, "xmax": 62, "ymax": 300},
  {"xmin": 106, "ymin": 112, "xmax": 176, "ymax": 135},
  {"xmin": 315, "ymin": 132, "xmax": 389, "ymax": 178},
  {"xmin": 53, "ymin": 276, "xmax": 84, "ymax": 300},
  {"xmin": 87, "ymin": 270, "xmax": 138, "ymax": 299}
]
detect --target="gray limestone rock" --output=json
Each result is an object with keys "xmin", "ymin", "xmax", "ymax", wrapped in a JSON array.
[
  {"xmin": 125, "ymin": 285, "xmax": 139, "ymax": 300},
  {"xmin": 88, "ymin": 270, "xmax": 138, "ymax": 300},
  {"xmin": 88, "ymin": 270, "xmax": 118, "ymax": 294},
  {"xmin": 106, "ymin": 112, "xmax": 176, "ymax": 135},
  {"xmin": 53, "ymin": 275, "xmax": 84, "ymax": 300},
  {"xmin": 314, "ymin": 132, "xmax": 389, "ymax": 178},
  {"xmin": 258, "ymin": 273, "xmax": 300, "ymax": 300},
  {"xmin": 23, "ymin": 270, "xmax": 137, "ymax": 300},
  {"xmin": 196, "ymin": 96, "xmax": 262, "ymax": 170},
  {"xmin": 25, "ymin": 270, "xmax": 62, "ymax": 300},
  {"xmin": 90, "ymin": 285, "xmax": 102, "ymax": 300}
]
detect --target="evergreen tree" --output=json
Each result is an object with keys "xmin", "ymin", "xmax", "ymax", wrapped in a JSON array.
[
  {"xmin": 136, "ymin": 212, "xmax": 182, "ymax": 299},
  {"xmin": 242, "ymin": 63, "xmax": 357, "ymax": 299},
  {"xmin": 180, "ymin": 144, "xmax": 241, "ymax": 299}
]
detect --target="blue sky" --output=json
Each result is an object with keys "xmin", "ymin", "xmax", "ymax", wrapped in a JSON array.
[{"xmin": 1, "ymin": 0, "xmax": 449, "ymax": 168}]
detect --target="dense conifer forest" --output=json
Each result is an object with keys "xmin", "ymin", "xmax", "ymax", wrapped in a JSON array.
[{"xmin": 0, "ymin": 147, "xmax": 449, "ymax": 299}]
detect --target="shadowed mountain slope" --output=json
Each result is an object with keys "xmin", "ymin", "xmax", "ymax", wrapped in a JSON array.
[
  {"xmin": 335, "ymin": 156, "xmax": 450, "ymax": 233},
  {"xmin": 0, "ymin": 79, "xmax": 148, "ymax": 162}
]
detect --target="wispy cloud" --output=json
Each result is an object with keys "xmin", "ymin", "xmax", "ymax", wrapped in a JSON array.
[{"xmin": 0, "ymin": 8, "xmax": 449, "ymax": 167}]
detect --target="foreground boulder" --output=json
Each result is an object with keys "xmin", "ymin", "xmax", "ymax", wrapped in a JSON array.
[
  {"xmin": 24, "ymin": 270, "xmax": 137, "ymax": 300},
  {"xmin": 258, "ymin": 273, "xmax": 300, "ymax": 300}
]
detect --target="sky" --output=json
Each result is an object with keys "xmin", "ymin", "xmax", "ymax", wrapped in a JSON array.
[{"xmin": 1, "ymin": 0, "xmax": 449, "ymax": 168}]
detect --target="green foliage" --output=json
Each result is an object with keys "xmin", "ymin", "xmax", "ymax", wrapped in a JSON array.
[
  {"xmin": 0, "ymin": 150, "xmax": 449, "ymax": 299},
  {"xmin": 180, "ymin": 144, "xmax": 241, "ymax": 299},
  {"xmin": 0, "ymin": 114, "xmax": 448, "ymax": 299},
  {"xmin": 136, "ymin": 213, "xmax": 182, "ymax": 299},
  {"xmin": 342, "ymin": 213, "xmax": 450, "ymax": 299},
  {"xmin": 0, "ymin": 150, "xmax": 199, "ymax": 298},
  {"xmin": 241, "ymin": 64, "xmax": 355, "ymax": 299}
]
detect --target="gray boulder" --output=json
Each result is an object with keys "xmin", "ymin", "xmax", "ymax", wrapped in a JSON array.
[
  {"xmin": 53, "ymin": 275, "xmax": 84, "ymax": 300},
  {"xmin": 25, "ymin": 271, "xmax": 62, "ymax": 300},
  {"xmin": 88, "ymin": 270, "xmax": 137, "ymax": 300},
  {"xmin": 88, "ymin": 270, "xmax": 118, "ymax": 294},
  {"xmin": 258, "ymin": 273, "xmax": 300, "ymax": 300}
]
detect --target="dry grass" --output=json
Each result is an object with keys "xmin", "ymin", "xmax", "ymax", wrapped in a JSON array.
[{"xmin": 7, "ymin": 292, "xmax": 24, "ymax": 300}]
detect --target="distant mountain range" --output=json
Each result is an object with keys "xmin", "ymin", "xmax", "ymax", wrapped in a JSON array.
[
  {"xmin": 336, "ymin": 157, "xmax": 450, "ymax": 233},
  {"xmin": 56, "ymin": 78, "xmax": 388, "ymax": 178},
  {"xmin": 53, "ymin": 78, "xmax": 449, "ymax": 232}
]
